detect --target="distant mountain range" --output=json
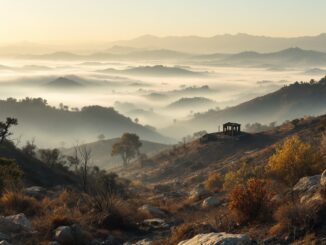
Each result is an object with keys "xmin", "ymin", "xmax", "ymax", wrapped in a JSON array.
[
  {"xmin": 208, "ymin": 48, "xmax": 326, "ymax": 67},
  {"xmin": 110, "ymin": 33, "xmax": 326, "ymax": 53},
  {"xmin": 161, "ymin": 76, "xmax": 326, "ymax": 138},
  {"xmin": 62, "ymin": 138, "xmax": 170, "ymax": 169},
  {"xmin": 4, "ymin": 33, "xmax": 326, "ymax": 56},
  {"xmin": 14, "ymin": 47, "xmax": 326, "ymax": 68}
]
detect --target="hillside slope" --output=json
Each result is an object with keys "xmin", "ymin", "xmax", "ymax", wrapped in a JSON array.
[
  {"xmin": 0, "ymin": 142, "xmax": 77, "ymax": 187},
  {"xmin": 162, "ymin": 77, "xmax": 326, "ymax": 138},
  {"xmin": 62, "ymin": 138, "xmax": 170, "ymax": 169},
  {"xmin": 119, "ymin": 114, "xmax": 326, "ymax": 185}
]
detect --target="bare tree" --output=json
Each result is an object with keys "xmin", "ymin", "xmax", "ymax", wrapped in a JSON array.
[{"xmin": 77, "ymin": 145, "xmax": 92, "ymax": 193}]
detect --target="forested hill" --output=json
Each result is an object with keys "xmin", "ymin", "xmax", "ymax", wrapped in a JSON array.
[{"xmin": 0, "ymin": 98, "xmax": 172, "ymax": 147}]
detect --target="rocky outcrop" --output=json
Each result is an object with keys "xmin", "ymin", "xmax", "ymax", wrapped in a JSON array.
[
  {"xmin": 293, "ymin": 175, "xmax": 320, "ymax": 194},
  {"xmin": 292, "ymin": 172, "xmax": 326, "ymax": 204},
  {"xmin": 177, "ymin": 232, "xmax": 251, "ymax": 245}
]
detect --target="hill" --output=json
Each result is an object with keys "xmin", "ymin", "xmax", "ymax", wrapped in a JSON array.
[
  {"xmin": 98, "ymin": 65, "xmax": 206, "ymax": 77},
  {"xmin": 166, "ymin": 97, "xmax": 217, "ymax": 110},
  {"xmin": 161, "ymin": 77, "xmax": 326, "ymax": 138},
  {"xmin": 62, "ymin": 138, "xmax": 170, "ymax": 169},
  {"xmin": 0, "ymin": 141, "xmax": 77, "ymax": 187},
  {"xmin": 45, "ymin": 77, "xmax": 83, "ymax": 89},
  {"xmin": 0, "ymin": 98, "xmax": 172, "ymax": 148},
  {"xmin": 119, "ymin": 114, "xmax": 326, "ymax": 185}
]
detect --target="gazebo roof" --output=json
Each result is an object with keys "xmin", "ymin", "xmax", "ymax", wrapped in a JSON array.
[{"xmin": 223, "ymin": 122, "xmax": 241, "ymax": 127}]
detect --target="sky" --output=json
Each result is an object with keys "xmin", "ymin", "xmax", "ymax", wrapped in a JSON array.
[{"xmin": 1, "ymin": 0, "xmax": 326, "ymax": 44}]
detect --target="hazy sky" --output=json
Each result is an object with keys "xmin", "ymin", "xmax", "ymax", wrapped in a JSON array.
[{"xmin": 1, "ymin": 0, "xmax": 326, "ymax": 44}]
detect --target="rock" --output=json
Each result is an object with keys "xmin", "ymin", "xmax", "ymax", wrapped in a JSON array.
[
  {"xmin": 0, "ymin": 215, "xmax": 26, "ymax": 233},
  {"xmin": 138, "ymin": 204, "xmax": 166, "ymax": 218},
  {"xmin": 293, "ymin": 175, "xmax": 320, "ymax": 194},
  {"xmin": 0, "ymin": 233, "xmax": 9, "ymax": 241},
  {"xmin": 189, "ymin": 186, "xmax": 209, "ymax": 201},
  {"xmin": 5, "ymin": 213, "xmax": 32, "ymax": 231},
  {"xmin": 177, "ymin": 232, "xmax": 251, "ymax": 245},
  {"xmin": 48, "ymin": 242, "xmax": 60, "ymax": 245},
  {"xmin": 124, "ymin": 239, "xmax": 152, "ymax": 245},
  {"xmin": 300, "ymin": 191, "xmax": 324, "ymax": 204},
  {"xmin": 202, "ymin": 196, "xmax": 221, "ymax": 208},
  {"xmin": 24, "ymin": 186, "xmax": 46, "ymax": 199},
  {"xmin": 0, "ymin": 241, "xmax": 12, "ymax": 245},
  {"xmin": 321, "ymin": 169, "xmax": 326, "ymax": 187},
  {"xmin": 54, "ymin": 226, "xmax": 74, "ymax": 244},
  {"xmin": 142, "ymin": 218, "xmax": 169, "ymax": 229}
]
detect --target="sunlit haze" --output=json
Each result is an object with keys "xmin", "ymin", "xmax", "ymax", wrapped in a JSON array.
[{"xmin": 1, "ymin": 0, "xmax": 326, "ymax": 44}]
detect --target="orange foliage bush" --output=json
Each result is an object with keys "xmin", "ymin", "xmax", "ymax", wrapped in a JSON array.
[
  {"xmin": 0, "ymin": 191, "xmax": 41, "ymax": 216},
  {"xmin": 228, "ymin": 178, "xmax": 274, "ymax": 223}
]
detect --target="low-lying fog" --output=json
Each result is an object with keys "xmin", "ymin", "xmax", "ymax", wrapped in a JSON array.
[{"xmin": 0, "ymin": 57, "xmax": 324, "ymax": 147}]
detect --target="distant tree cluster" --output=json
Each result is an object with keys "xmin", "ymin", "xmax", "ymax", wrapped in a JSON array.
[{"xmin": 245, "ymin": 122, "xmax": 276, "ymax": 133}]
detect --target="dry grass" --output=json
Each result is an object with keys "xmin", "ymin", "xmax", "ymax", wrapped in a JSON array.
[
  {"xmin": 168, "ymin": 222, "xmax": 215, "ymax": 245},
  {"xmin": 271, "ymin": 200, "xmax": 326, "ymax": 237},
  {"xmin": 0, "ymin": 191, "xmax": 41, "ymax": 216}
]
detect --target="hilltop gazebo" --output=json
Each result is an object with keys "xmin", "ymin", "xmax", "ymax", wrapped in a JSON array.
[{"xmin": 223, "ymin": 122, "xmax": 241, "ymax": 136}]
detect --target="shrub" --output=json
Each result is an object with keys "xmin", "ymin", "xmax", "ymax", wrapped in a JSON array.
[
  {"xmin": 0, "ymin": 191, "xmax": 41, "ymax": 216},
  {"xmin": 204, "ymin": 172, "xmax": 222, "ymax": 192},
  {"xmin": 223, "ymin": 163, "xmax": 265, "ymax": 190},
  {"xmin": 267, "ymin": 136, "xmax": 319, "ymax": 186},
  {"xmin": 272, "ymin": 200, "xmax": 326, "ymax": 238},
  {"xmin": 0, "ymin": 157, "xmax": 23, "ymax": 193},
  {"xmin": 228, "ymin": 178, "xmax": 274, "ymax": 223}
]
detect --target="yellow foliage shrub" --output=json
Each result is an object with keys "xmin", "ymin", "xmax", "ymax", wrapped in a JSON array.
[
  {"xmin": 204, "ymin": 172, "xmax": 222, "ymax": 192},
  {"xmin": 267, "ymin": 135, "xmax": 318, "ymax": 186}
]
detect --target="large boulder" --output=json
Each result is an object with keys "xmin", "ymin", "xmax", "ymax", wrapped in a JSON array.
[
  {"xmin": 202, "ymin": 196, "xmax": 222, "ymax": 208},
  {"xmin": 5, "ymin": 214, "xmax": 32, "ymax": 231},
  {"xmin": 177, "ymin": 232, "xmax": 251, "ymax": 245},
  {"xmin": 138, "ymin": 204, "xmax": 166, "ymax": 218},
  {"xmin": 0, "ymin": 214, "xmax": 32, "ymax": 234},
  {"xmin": 293, "ymin": 175, "xmax": 320, "ymax": 194},
  {"xmin": 54, "ymin": 226, "xmax": 74, "ymax": 244}
]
